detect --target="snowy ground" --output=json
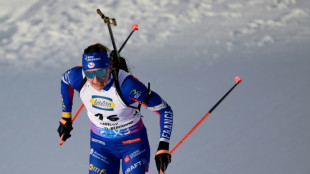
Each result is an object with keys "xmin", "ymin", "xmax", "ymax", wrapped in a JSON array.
[{"xmin": 1, "ymin": 0, "xmax": 310, "ymax": 174}]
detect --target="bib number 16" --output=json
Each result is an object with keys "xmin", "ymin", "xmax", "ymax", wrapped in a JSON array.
[{"xmin": 95, "ymin": 113, "xmax": 119, "ymax": 122}]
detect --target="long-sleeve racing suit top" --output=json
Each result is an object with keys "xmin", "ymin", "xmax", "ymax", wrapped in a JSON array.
[{"xmin": 61, "ymin": 66, "xmax": 173, "ymax": 142}]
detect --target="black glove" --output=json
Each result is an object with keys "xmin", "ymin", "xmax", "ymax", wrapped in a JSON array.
[
  {"xmin": 57, "ymin": 118, "xmax": 73, "ymax": 141},
  {"xmin": 155, "ymin": 141, "xmax": 171, "ymax": 173}
]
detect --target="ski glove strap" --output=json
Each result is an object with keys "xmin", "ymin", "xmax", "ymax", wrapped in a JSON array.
[
  {"xmin": 57, "ymin": 118, "xmax": 73, "ymax": 141},
  {"xmin": 155, "ymin": 141, "xmax": 171, "ymax": 173}
]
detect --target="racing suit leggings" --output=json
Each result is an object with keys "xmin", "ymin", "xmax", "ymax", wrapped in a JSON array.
[{"xmin": 89, "ymin": 126, "xmax": 150, "ymax": 174}]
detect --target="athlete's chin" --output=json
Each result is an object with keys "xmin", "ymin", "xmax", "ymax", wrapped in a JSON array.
[{"xmin": 91, "ymin": 83, "xmax": 105, "ymax": 90}]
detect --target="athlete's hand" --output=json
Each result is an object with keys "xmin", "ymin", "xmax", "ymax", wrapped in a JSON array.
[
  {"xmin": 155, "ymin": 141, "xmax": 171, "ymax": 174},
  {"xmin": 57, "ymin": 118, "xmax": 73, "ymax": 141}
]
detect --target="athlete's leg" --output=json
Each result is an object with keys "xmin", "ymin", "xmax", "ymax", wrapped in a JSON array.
[
  {"xmin": 90, "ymin": 134, "xmax": 120, "ymax": 174},
  {"xmin": 121, "ymin": 128, "xmax": 150, "ymax": 174}
]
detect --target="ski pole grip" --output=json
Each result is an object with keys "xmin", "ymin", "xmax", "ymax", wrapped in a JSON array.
[
  {"xmin": 58, "ymin": 104, "xmax": 84, "ymax": 146},
  {"xmin": 131, "ymin": 24, "xmax": 139, "ymax": 31},
  {"xmin": 235, "ymin": 76, "xmax": 243, "ymax": 84}
]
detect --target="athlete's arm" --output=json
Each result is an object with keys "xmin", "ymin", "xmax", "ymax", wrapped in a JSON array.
[
  {"xmin": 121, "ymin": 75, "xmax": 173, "ymax": 143},
  {"xmin": 61, "ymin": 66, "xmax": 84, "ymax": 118}
]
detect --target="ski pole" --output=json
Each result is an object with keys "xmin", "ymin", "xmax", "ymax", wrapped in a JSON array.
[
  {"xmin": 169, "ymin": 76, "xmax": 243, "ymax": 155},
  {"xmin": 118, "ymin": 24, "xmax": 139, "ymax": 53},
  {"xmin": 59, "ymin": 103, "xmax": 84, "ymax": 146}
]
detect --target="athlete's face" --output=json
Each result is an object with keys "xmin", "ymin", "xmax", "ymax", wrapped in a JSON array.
[{"xmin": 86, "ymin": 66, "xmax": 112, "ymax": 91}]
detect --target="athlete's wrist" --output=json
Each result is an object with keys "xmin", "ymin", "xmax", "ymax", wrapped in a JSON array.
[
  {"xmin": 157, "ymin": 141, "xmax": 169, "ymax": 151},
  {"xmin": 62, "ymin": 112, "xmax": 72, "ymax": 119}
]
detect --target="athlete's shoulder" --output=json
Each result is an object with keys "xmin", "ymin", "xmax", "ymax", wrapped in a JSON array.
[
  {"xmin": 117, "ymin": 69, "xmax": 131, "ymax": 84},
  {"xmin": 118, "ymin": 70, "xmax": 145, "ymax": 90},
  {"xmin": 62, "ymin": 66, "xmax": 84, "ymax": 90},
  {"xmin": 120, "ymin": 72, "xmax": 148, "ymax": 103},
  {"xmin": 121, "ymin": 73, "xmax": 145, "ymax": 90}
]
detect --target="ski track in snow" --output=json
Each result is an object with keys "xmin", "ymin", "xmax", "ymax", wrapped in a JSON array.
[{"xmin": 0, "ymin": 0, "xmax": 309, "ymax": 70}]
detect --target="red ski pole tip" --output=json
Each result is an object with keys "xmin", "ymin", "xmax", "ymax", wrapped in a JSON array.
[
  {"xmin": 235, "ymin": 76, "xmax": 243, "ymax": 83},
  {"xmin": 131, "ymin": 24, "xmax": 139, "ymax": 30}
]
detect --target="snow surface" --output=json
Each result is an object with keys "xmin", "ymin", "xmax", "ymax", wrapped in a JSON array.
[{"xmin": 0, "ymin": 0, "xmax": 310, "ymax": 174}]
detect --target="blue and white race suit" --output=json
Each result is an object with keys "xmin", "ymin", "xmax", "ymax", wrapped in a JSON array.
[{"xmin": 61, "ymin": 67, "xmax": 173, "ymax": 174}]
